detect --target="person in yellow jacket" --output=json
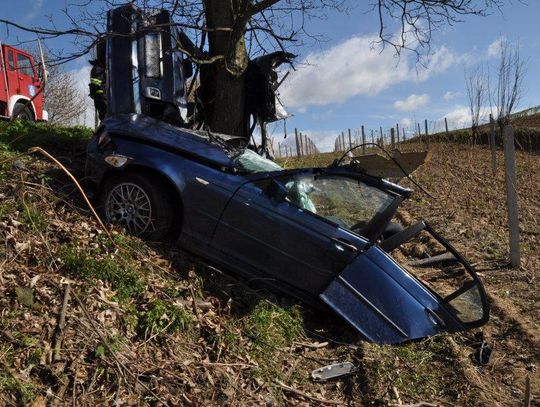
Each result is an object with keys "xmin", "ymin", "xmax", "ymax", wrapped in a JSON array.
[{"xmin": 89, "ymin": 40, "xmax": 107, "ymax": 121}]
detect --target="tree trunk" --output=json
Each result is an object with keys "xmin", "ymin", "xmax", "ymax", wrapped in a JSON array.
[{"xmin": 201, "ymin": 0, "xmax": 249, "ymax": 138}]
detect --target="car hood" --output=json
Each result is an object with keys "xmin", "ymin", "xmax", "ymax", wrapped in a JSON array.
[{"xmin": 102, "ymin": 114, "xmax": 246, "ymax": 170}]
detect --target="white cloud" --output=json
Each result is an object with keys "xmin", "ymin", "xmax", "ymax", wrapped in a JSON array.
[
  {"xmin": 415, "ymin": 46, "xmax": 462, "ymax": 81},
  {"xmin": 393, "ymin": 94, "xmax": 430, "ymax": 111},
  {"xmin": 280, "ymin": 34, "xmax": 464, "ymax": 109},
  {"xmin": 443, "ymin": 91, "xmax": 461, "ymax": 101},
  {"xmin": 487, "ymin": 37, "xmax": 505, "ymax": 58},
  {"xmin": 400, "ymin": 117, "xmax": 413, "ymax": 128},
  {"xmin": 439, "ymin": 103, "xmax": 494, "ymax": 131},
  {"xmin": 442, "ymin": 105, "xmax": 471, "ymax": 130},
  {"xmin": 69, "ymin": 64, "xmax": 95, "ymax": 127},
  {"xmin": 25, "ymin": 0, "xmax": 43, "ymax": 21},
  {"xmin": 280, "ymin": 35, "xmax": 410, "ymax": 108}
]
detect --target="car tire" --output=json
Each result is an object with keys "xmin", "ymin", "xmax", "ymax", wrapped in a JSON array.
[
  {"xmin": 13, "ymin": 102, "xmax": 34, "ymax": 121},
  {"xmin": 99, "ymin": 172, "xmax": 175, "ymax": 240}
]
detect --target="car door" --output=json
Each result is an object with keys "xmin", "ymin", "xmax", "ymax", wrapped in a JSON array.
[
  {"xmin": 4, "ymin": 47, "xmax": 18, "ymax": 95},
  {"xmin": 210, "ymin": 169, "xmax": 398, "ymax": 298},
  {"xmin": 0, "ymin": 45, "xmax": 8, "ymax": 107},
  {"xmin": 320, "ymin": 216, "xmax": 490, "ymax": 344},
  {"xmin": 15, "ymin": 51, "xmax": 38, "ymax": 100}
]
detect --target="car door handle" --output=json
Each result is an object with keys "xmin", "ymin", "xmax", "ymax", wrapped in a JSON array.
[
  {"xmin": 425, "ymin": 308, "xmax": 447, "ymax": 329},
  {"xmin": 332, "ymin": 238, "xmax": 358, "ymax": 253}
]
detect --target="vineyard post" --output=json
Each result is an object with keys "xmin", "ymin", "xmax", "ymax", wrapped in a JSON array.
[
  {"xmin": 361, "ymin": 125, "xmax": 366, "ymax": 155},
  {"xmin": 396, "ymin": 123, "xmax": 400, "ymax": 145},
  {"xmin": 371, "ymin": 130, "xmax": 374, "ymax": 145},
  {"xmin": 445, "ymin": 117, "xmax": 449, "ymax": 135},
  {"xmin": 379, "ymin": 127, "xmax": 383, "ymax": 145},
  {"xmin": 391, "ymin": 128, "xmax": 395, "ymax": 150},
  {"xmin": 295, "ymin": 129, "xmax": 300, "ymax": 157},
  {"xmin": 402, "ymin": 127, "xmax": 406, "ymax": 142},
  {"xmin": 490, "ymin": 114, "xmax": 497, "ymax": 176},
  {"xmin": 503, "ymin": 125, "xmax": 520, "ymax": 268},
  {"xmin": 348, "ymin": 129, "xmax": 352, "ymax": 150},
  {"xmin": 424, "ymin": 119, "xmax": 429, "ymax": 140}
]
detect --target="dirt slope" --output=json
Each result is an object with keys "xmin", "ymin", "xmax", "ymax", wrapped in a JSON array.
[{"xmin": 0, "ymin": 121, "xmax": 538, "ymax": 405}]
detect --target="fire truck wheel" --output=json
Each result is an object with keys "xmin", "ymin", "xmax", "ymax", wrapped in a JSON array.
[
  {"xmin": 13, "ymin": 103, "xmax": 34, "ymax": 121},
  {"xmin": 99, "ymin": 172, "xmax": 174, "ymax": 241}
]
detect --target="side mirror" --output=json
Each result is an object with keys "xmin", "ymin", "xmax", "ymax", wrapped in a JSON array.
[
  {"xmin": 183, "ymin": 58, "xmax": 193, "ymax": 79},
  {"xmin": 264, "ymin": 179, "xmax": 287, "ymax": 203}
]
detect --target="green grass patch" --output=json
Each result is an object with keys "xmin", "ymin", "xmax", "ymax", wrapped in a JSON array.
[
  {"xmin": 59, "ymin": 245, "xmax": 145, "ymax": 301},
  {"xmin": 0, "ymin": 202, "xmax": 16, "ymax": 221},
  {"xmin": 0, "ymin": 120, "xmax": 92, "ymax": 155},
  {"xmin": 242, "ymin": 302, "xmax": 304, "ymax": 381},
  {"xmin": 0, "ymin": 370, "xmax": 35, "ymax": 405},
  {"xmin": 138, "ymin": 299, "xmax": 192, "ymax": 339},
  {"xmin": 243, "ymin": 301, "xmax": 303, "ymax": 347},
  {"xmin": 20, "ymin": 203, "xmax": 48, "ymax": 233},
  {"xmin": 364, "ymin": 337, "xmax": 468, "ymax": 402}
]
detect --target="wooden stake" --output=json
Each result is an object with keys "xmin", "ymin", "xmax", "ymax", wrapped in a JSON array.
[
  {"xmin": 361, "ymin": 125, "xmax": 366, "ymax": 155},
  {"xmin": 490, "ymin": 114, "xmax": 497, "ymax": 176},
  {"xmin": 294, "ymin": 128, "xmax": 300, "ymax": 157},
  {"xmin": 503, "ymin": 125, "xmax": 520, "ymax": 268}
]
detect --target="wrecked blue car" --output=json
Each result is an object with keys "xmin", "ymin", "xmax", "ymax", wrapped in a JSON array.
[{"xmin": 85, "ymin": 114, "xmax": 489, "ymax": 344}]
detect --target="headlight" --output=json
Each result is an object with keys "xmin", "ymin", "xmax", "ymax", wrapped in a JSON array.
[
  {"xmin": 146, "ymin": 86, "xmax": 161, "ymax": 100},
  {"xmin": 104, "ymin": 154, "xmax": 130, "ymax": 168},
  {"xmin": 145, "ymin": 33, "xmax": 162, "ymax": 78}
]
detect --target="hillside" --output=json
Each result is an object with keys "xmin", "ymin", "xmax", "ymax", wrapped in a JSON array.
[{"xmin": 0, "ymin": 121, "xmax": 539, "ymax": 405}]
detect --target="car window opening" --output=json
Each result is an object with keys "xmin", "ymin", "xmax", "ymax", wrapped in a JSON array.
[{"xmin": 387, "ymin": 228, "xmax": 486, "ymax": 326}]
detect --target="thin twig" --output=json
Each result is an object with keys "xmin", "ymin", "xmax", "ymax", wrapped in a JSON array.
[
  {"xmin": 52, "ymin": 284, "xmax": 71, "ymax": 362},
  {"xmin": 276, "ymin": 380, "xmax": 344, "ymax": 405}
]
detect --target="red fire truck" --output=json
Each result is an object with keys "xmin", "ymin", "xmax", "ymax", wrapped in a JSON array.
[{"xmin": 0, "ymin": 42, "xmax": 47, "ymax": 121}]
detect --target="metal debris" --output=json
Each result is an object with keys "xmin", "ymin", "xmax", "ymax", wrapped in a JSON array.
[{"xmin": 311, "ymin": 362, "xmax": 356, "ymax": 382}]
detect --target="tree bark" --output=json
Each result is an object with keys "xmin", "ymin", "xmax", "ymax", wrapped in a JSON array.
[{"xmin": 200, "ymin": 0, "xmax": 249, "ymax": 137}]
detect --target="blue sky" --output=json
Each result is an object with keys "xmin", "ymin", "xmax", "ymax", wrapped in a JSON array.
[{"xmin": 2, "ymin": 1, "xmax": 539, "ymax": 151}]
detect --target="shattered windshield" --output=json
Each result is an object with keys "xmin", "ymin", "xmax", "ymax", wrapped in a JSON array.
[
  {"xmin": 234, "ymin": 149, "xmax": 283, "ymax": 173},
  {"xmin": 284, "ymin": 174, "xmax": 396, "ymax": 233}
]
